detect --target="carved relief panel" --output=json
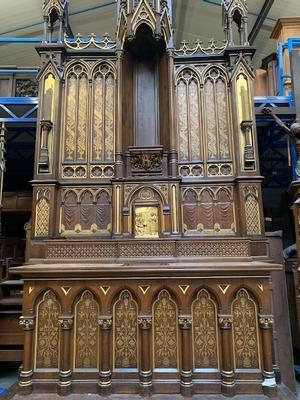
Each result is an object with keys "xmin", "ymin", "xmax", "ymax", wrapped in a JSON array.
[
  {"xmin": 153, "ymin": 290, "xmax": 178, "ymax": 369},
  {"xmin": 113, "ymin": 290, "xmax": 138, "ymax": 369},
  {"xmin": 35, "ymin": 290, "xmax": 60, "ymax": 369},
  {"xmin": 60, "ymin": 188, "xmax": 112, "ymax": 235},
  {"xmin": 192, "ymin": 289, "xmax": 219, "ymax": 369},
  {"xmin": 34, "ymin": 188, "xmax": 51, "ymax": 237},
  {"xmin": 62, "ymin": 61, "xmax": 116, "ymax": 179},
  {"xmin": 73, "ymin": 291, "xmax": 99, "ymax": 369},
  {"xmin": 175, "ymin": 65, "xmax": 233, "ymax": 178},
  {"xmin": 182, "ymin": 187, "xmax": 235, "ymax": 235},
  {"xmin": 232, "ymin": 289, "xmax": 260, "ymax": 369}
]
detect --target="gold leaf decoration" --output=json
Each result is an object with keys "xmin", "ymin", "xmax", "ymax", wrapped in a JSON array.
[
  {"xmin": 35, "ymin": 290, "xmax": 60, "ymax": 369},
  {"xmin": 74, "ymin": 291, "xmax": 99, "ymax": 369},
  {"xmin": 153, "ymin": 289, "xmax": 178, "ymax": 368},
  {"xmin": 114, "ymin": 290, "xmax": 138, "ymax": 368},
  {"xmin": 232, "ymin": 289, "xmax": 260, "ymax": 369},
  {"xmin": 192, "ymin": 289, "xmax": 218, "ymax": 369}
]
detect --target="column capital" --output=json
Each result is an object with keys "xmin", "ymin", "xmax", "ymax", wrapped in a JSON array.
[
  {"xmin": 19, "ymin": 316, "xmax": 35, "ymax": 331},
  {"xmin": 58, "ymin": 316, "xmax": 73, "ymax": 330},
  {"xmin": 259, "ymin": 315, "xmax": 274, "ymax": 329},
  {"xmin": 138, "ymin": 316, "xmax": 152, "ymax": 330},
  {"xmin": 218, "ymin": 315, "xmax": 233, "ymax": 329},
  {"xmin": 98, "ymin": 316, "xmax": 113, "ymax": 330},
  {"xmin": 178, "ymin": 316, "xmax": 192, "ymax": 330}
]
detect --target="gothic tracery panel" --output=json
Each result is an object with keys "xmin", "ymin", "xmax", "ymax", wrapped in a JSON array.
[
  {"xmin": 35, "ymin": 189, "xmax": 50, "ymax": 237},
  {"xmin": 204, "ymin": 68, "xmax": 231, "ymax": 161},
  {"xmin": 176, "ymin": 69, "xmax": 202, "ymax": 162},
  {"xmin": 114, "ymin": 290, "xmax": 138, "ymax": 369},
  {"xmin": 232, "ymin": 289, "xmax": 260, "ymax": 369},
  {"xmin": 192, "ymin": 289, "xmax": 219, "ymax": 369},
  {"xmin": 64, "ymin": 64, "xmax": 89, "ymax": 162},
  {"xmin": 74, "ymin": 290, "xmax": 99, "ymax": 369},
  {"xmin": 153, "ymin": 289, "xmax": 178, "ymax": 369},
  {"xmin": 92, "ymin": 63, "xmax": 115, "ymax": 163},
  {"xmin": 35, "ymin": 291, "xmax": 60, "ymax": 369}
]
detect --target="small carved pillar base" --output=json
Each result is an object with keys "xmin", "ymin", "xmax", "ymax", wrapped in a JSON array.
[
  {"xmin": 138, "ymin": 316, "xmax": 152, "ymax": 396},
  {"xmin": 98, "ymin": 317, "xmax": 113, "ymax": 396},
  {"xmin": 259, "ymin": 315, "xmax": 277, "ymax": 397},
  {"xmin": 179, "ymin": 316, "xmax": 193, "ymax": 397},
  {"xmin": 218, "ymin": 315, "xmax": 235, "ymax": 397},
  {"xmin": 57, "ymin": 316, "xmax": 73, "ymax": 396},
  {"xmin": 19, "ymin": 316, "xmax": 35, "ymax": 395}
]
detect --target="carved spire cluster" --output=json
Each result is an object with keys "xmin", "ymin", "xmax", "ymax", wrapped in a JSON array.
[
  {"xmin": 222, "ymin": 0, "xmax": 249, "ymax": 46},
  {"xmin": 43, "ymin": 0, "xmax": 71, "ymax": 43},
  {"xmin": 117, "ymin": 0, "xmax": 173, "ymax": 48}
]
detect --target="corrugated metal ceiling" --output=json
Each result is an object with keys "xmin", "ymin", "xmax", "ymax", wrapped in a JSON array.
[{"xmin": 0, "ymin": 0, "xmax": 299, "ymax": 67}]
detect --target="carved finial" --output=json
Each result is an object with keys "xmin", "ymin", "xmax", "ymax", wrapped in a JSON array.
[{"xmin": 222, "ymin": 0, "xmax": 249, "ymax": 46}]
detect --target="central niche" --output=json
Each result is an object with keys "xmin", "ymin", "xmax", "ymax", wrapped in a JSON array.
[{"xmin": 122, "ymin": 24, "xmax": 170, "ymax": 150}]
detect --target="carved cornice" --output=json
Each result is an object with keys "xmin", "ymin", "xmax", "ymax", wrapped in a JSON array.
[
  {"xmin": 19, "ymin": 316, "xmax": 35, "ymax": 331},
  {"xmin": 98, "ymin": 316, "xmax": 113, "ymax": 330},
  {"xmin": 138, "ymin": 316, "xmax": 152, "ymax": 330},
  {"xmin": 218, "ymin": 315, "xmax": 233, "ymax": 329},
  {"xmin": 178, "ymin": 316, "xmax": 192, "ymax": 330},
  {"xmin": 64, "ymin": 33, "xmax": 116, "ymax": 51},
  {"xmin": 259, "ymin": 315, "xmax": 274, "ymax": 329},
  {"xmin": 58, "ymin": 316, "xmax": 73, "ymax": 330}
]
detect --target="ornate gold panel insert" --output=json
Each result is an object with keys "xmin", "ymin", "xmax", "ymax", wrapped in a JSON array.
[{"xmin": 134, "ymin": 206, "xmax": 159, "ymax": 238}]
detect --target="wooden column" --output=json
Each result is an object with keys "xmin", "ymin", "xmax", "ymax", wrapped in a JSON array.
[
  {"xmin": 259, "ymin": 315, "xmax": 277, "ymax": 397},
  {"xmin": 218, "ymin": 315, "xmax": 235, "ymax": 397},
  {"xmin": 19, "ymin": 316, "xmax": 35, "ymax": 395},
  {"xmin": 115, "ymin": 49, "xmax": 124, "ymax": 178},
  {"xmin": 167, "ymin": 49, "xmax": 178, "ymax": 178},
  {"xmin": 57, "ymin": 316, "xmax": 73, "ymax": 396},
  {"xmin": 178, "ymin": 316, "xmax": 193, "ymax": 397},
  {"xmin": 138, "ymin": 316, "xmax": 152, "ymax": 396},
  {"xmin": 98, "ymin": 316, "xmax": 113, "ymax": 396}
]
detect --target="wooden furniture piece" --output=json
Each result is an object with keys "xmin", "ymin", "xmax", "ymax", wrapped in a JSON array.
[{"xmin": 13, "ymin": 0, "xmax": 296, "ymax": 397}]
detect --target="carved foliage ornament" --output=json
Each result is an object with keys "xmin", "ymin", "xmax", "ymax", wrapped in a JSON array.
[
  {"xmin": 35, "ymin": 291, "xmax": 60, "ymax": 369},
  {"xmin": 19, "ymin": 316, "xmax": 35, "ymax": 331},
  {"xmin": 74, "ymin": 291, "xmax": 98, "ymax": 369},
  {"xmin": 232, "ymin": 289, "xmax": 260, "ymax": 369},
  {"xmin": 114, "ymin": 290, "xmax": 138, "ymax": 368},
  {"xmin": 153, "ymin": 290, "xmax": 178, "ymax": 368},
  {"xmin": 193, "ymin": 289, "xmax": 218, "ymax": 368}
]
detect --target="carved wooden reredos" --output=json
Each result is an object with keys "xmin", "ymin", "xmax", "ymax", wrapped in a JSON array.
[{"xmin": 31, "ymin": 0, "xmax": 263, "ymax": 254}]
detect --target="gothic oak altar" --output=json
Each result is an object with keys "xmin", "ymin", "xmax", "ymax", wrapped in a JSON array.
[{"xmin": 14, "ymin": 0, "xmax": 295, "ymax": 398}]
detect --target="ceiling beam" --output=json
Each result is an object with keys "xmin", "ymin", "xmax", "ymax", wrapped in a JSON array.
[{"xmin": 249, "ymin": 0, "xmax": 274, "ymax": 45}]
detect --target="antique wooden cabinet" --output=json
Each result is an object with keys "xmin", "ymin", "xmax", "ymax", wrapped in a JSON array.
[{"xmin": 14, "ymin": 0, "xmax": 295, "ymax": 398}]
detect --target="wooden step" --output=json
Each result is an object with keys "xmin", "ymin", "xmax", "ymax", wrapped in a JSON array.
[
  {"xmin": 0, "ymin": 280, "xmax": 23, "ymax": 286},
  {"xmin": 0, "ymin": 309, "xmax": 22, "ymax": 315},
  {"xmin": 0, "ymin": 297, "xmax": 23, "ymax": 306}
]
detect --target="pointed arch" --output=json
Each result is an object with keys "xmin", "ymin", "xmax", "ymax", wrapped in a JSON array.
[
  {"xmin": 73, "ymin": 290, "xmax": 99, "ymax": 369},
  {"xmin": 192, "ymin": 289, "xmax": 219, "ymax": 369},
  {"xmin": 176, "ymin": 68, "xmax": 202, "ymax": 162},
  {"xmin": 113, "ymin": 290, "xmax": 138, "ymax": 369},
  {"xmin": 203, "ymin": 67, "xmax": 231, "ymax": 161},
  {"xmin": 231, "ymin": 288, "xmax": 260, "ymax": 369},
  {"xmin": 35, "ymin": 290, "xmax": 61, "ymax": 370},
  {"xmin": 152, "ymin": 289, "xmax": 178, "ymax": 369}
]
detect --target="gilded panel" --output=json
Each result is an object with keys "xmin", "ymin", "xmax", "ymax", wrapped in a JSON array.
[
  {"xmin": 74, "ymin": 291, "xmax": 99, "ymax": 369},
  {"xmin": 232, "ymin": 289, "xmax": 260, "ymax": 369},
  {"xmin": 188, "ymin": 79, "xmax": 201, "ymax": 160},
  {"xmin": 35, "ymin": 291, "xmax": 60, "ymax": 369},
  {"xmin": 114, "ymin": 290, "xmax": 138, "ymax": 368},
  {"xmin": 92, "ymin": 74, "xmax": 104, "ymax": 161},
  {"xmin": 35, "ymin": 189, "xmax": 50, "ymax": 237},
  {"xmin": 177, "ymin": 79, "xmax": 189, "ymax": 161},
  {"xmin": 104, "ymin": 73, "xmax": 115, "ymax": 162},
  {"xmin": 76, "ymin": 74, "xmax": 88, "ymax": 160},
  {"xmin": 192, "ymin": 289, "xmax": 218, "ymax": 369},
  {"xmin": 204, "ymin": 78, "xmax": 217, "ymax": 160},
  {"xmin": 244, "ymin": 187, "xmax": 261, "ymax": 235},
  {"xmin": 64, "ymin": 74, "xmax": 76, "ymax": 161},
  {"xmin": 153, "ymin": 290, "xmax": 178, "ymax": 369}
]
